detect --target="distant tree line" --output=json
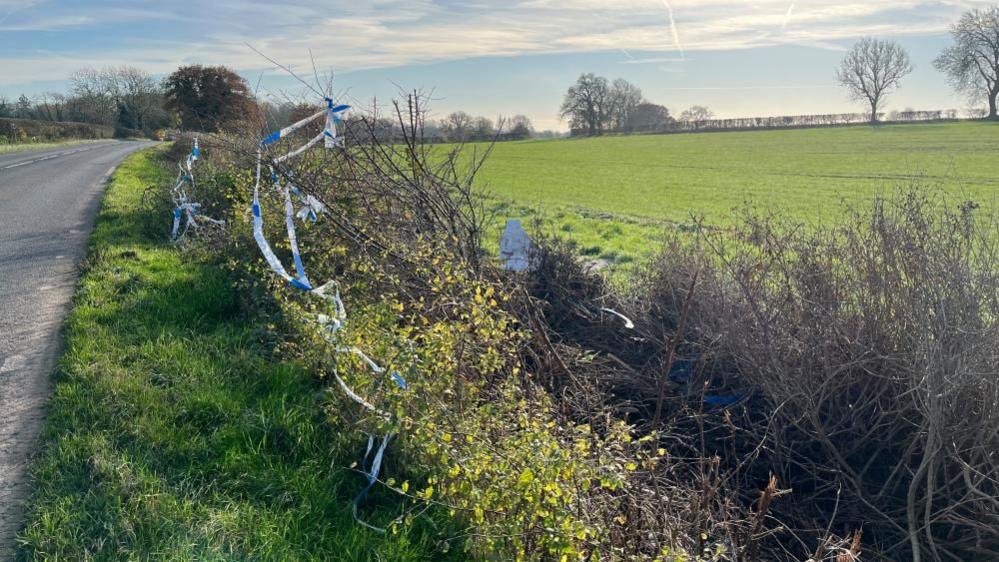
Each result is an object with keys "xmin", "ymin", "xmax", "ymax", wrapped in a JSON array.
[
  {"xmin": 559, "ymin": 5, "xmax": 999, "ymax": 136},
  {"xmin": 427, "ymin": 112, "xmax": 538, "ymax": 142},
  {"xmin": 671, "ymin": 109, "xmax": 964, "ymax": 133},
  {"xmin": 1, "ymin": 65, "xmax": 556, "ymax": 143},
  {"xmin": 0, "ymin": 65, "xmax": 262, "ymax": 136},
  {"xmin": 0, "ymin": 66, "xmax": 174, "ymax": 136}
]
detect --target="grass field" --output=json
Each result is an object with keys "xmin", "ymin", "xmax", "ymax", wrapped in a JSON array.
[
  {"xmin": 468, "ymin": 121, "xmax": 999, "ymax": 265},
  {"xmin": 16, "ymin": 149, "xmax": 456, "ymax": 561}
]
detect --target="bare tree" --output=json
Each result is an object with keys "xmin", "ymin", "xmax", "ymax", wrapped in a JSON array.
[
  {"xmin": 71, "ymin": 68, "xmax": 119, "ymax": 126},
  {"xmin": 14, "ymin": 94, "xmax": 32, "ymax": 119},
  {"xmin": 837, "ymin": 37, "xmax": 913, "ymax": 124},
  {"xmin": 440, "ymin": 111, "xmax": 474, "ymax": 141},
  {"xmin": 506, "ymin": 114, "xmax": 534, "ymax": 140},
  {"xmin": 934, "ymin": 7, "xmax": 999, "ymax": 120},
  {"xmin": 560, "ymin": 73, "xmax": 612, "ymax": 135},
  {"xmin": 679, "ymin": 105, "xmax": 713, "ymax": 122},
  {"xmin": 114, "ymin": 66, "xmax": 162, "ymax": 130},
  {"xmin": 608, "ymin": 78, "xmax": 643, "ymax": 132},
  {"xmin": 472, "ymin": 116, "xmax": 495, "ymax": 140}
]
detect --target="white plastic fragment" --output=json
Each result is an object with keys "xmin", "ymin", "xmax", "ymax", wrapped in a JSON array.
[
  {"xmin": 500, "ymin": 219, "xmax": 533, "ymax": 272},
  {"xmin": 601, "ymin": 307, "xmax": 636, "ymax": 329}
]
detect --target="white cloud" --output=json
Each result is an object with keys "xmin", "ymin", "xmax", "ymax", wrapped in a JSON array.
[{"xmin": 0, "ymin": 0, "xmax": 994, "ymax": 87}]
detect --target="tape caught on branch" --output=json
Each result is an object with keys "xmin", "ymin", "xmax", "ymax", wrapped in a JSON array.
[
  {"xmin": 171, "ymin": 138, "xmax": 225, "ymax": 241},
  {"xmin": 353, "ymin": 433, "xmax": 394, "ymax": 533},
  {"xmin": 251, "ymin": 99, "xmax": 350, "ymax": 293},
  {"xmin": 248, "ymin": 95, "xmax": 410, "ymax": 532}
]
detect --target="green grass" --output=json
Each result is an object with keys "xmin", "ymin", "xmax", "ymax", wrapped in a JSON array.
[
  {"xmin": 467, "ymin": 121, "xmax": 999, "ymax": 264},
  {"xmin": 0, "ymin": 139, "xmax": 109, "ymax": 154},
  {"xmin": 16, "ymin": 149, "xmax": 459, "ymax": 561}
]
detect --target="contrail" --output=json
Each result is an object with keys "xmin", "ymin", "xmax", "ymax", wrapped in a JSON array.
[
  {"xmin": 660, "ymin": 0, "xmax": 685, "ymax": 59},
  {"xmin": 781, "ymin": 1, "xmax": 796, "ymax": 30}
]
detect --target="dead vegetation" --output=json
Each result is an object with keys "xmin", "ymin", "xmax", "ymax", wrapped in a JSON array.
[{"xmin": 523, "ymin": 190, "xmax": 999, "ymax": 561}]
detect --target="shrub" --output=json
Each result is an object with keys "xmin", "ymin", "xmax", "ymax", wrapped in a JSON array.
[
  {"xmin": 173, "ymin": 101, "xmax": 663, "ymax": 561},
  {"xmin": 542, "ymin": 188, "xmax": 999, "ymax": 561}
]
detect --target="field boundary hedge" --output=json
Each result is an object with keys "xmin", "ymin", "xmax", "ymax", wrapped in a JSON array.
[{"xmin": 0, "ymin": 118, "xmax": 114, "ymax": 144}]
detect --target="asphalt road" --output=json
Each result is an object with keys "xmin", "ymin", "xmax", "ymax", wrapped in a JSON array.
[{"xmin": 0, "ymin": 140, "xmax": 155, "ymax": 558}]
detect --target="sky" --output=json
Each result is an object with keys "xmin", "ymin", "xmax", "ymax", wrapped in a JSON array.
[{"xmin": 0, "ymin": 0, "xmax": 994, "ymax": 130}]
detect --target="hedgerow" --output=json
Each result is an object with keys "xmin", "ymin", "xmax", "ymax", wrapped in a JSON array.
[
  {"xmin": 163, "ymin": 100, "xmax": 710, "ymax": 561},
  {"xmin": 163, "ymin": 92, "xmax": 998, "ymax": 562}
]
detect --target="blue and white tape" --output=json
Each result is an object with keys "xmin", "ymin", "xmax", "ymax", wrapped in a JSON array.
[
  {"xmin": 353, "ymin": 433, "xmax": 394, "ymax": 533},
  {"xmin": 171, "ymin": 138, "xmax": 224, "ymax": 241},
  {"xmin": 250, "ymin": 97, "xmax": 417, "ymax": 534}
]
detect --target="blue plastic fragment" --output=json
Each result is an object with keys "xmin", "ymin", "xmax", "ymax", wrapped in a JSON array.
[
  {"xmin": 261, "ymin": 130, "xmax": 282, "ymax": 146},
  {"xmin": 704, "ymin": 395, "xmax": 744, "ymax": 407},
  {"xmin": 668, "ymin": 357, "xmax": 696, "ymax": 384},
  {"xmin": 390, "ymin": 371, "xmax": 408, "ymax": 390}
]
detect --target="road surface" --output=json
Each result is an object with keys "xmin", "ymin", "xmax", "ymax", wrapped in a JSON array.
[{"xmin": 0, "ymin": 140, "xmax": 155, "ymax": 558}]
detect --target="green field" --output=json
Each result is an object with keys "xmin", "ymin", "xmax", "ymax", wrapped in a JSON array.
[{"xmin": 469, "ymin": 122, "xmax": 999, "ymax": 264}]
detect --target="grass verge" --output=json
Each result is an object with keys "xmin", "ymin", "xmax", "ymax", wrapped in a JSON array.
[
  {"xmin": 0, "ymin": 139, "xmax": 110, "ymax": 155},
  {"xmin": 15, "ymin": 148, "xmax": 455, "ymax": 561}
]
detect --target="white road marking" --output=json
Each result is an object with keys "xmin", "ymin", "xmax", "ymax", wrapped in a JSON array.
[{"xmin": 1, "ymin": 143, "xmax": 112, "ymax": 170}]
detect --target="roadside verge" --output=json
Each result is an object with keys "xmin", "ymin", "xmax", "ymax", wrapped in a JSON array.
[{"xmin": 15, "ymin": 148, "xmax": 453, "ymax": 561}]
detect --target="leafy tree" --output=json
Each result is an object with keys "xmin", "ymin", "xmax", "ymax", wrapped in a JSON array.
[
  {"xmin": 0, "ymin": 97, "xmax": 10, "ymax": 118},
  {"xmin": 630, "ymin": 103, "xmax": 671, "ymax": 132},
  {"xmin": 560, "ymin": 73, "xmax": 612, "ymax": 135},
  {"xmin": 837, "ymin": 38, "xmax": 913, "ymax": 124},
  {"xmin": 935, "ymin": 7, "xmax": 999, "ymax": 120},
  {"xmin": 163, "ymin": 65, "xmax": 258, "ymax": 132}
]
